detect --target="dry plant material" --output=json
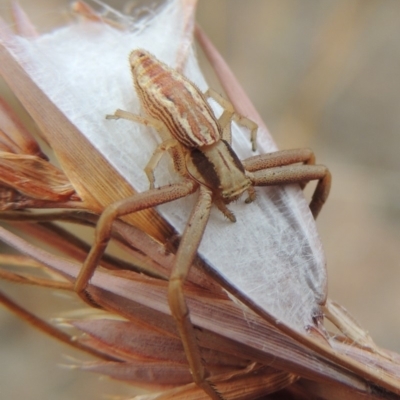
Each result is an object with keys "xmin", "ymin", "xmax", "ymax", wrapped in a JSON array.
[
  {"xmin": 0, "ymin": 0, "xmax": 399, "ymax": 399},
  {"xmin": 0, "ymin": 97, "xmax": 78, "ymax": 209}
]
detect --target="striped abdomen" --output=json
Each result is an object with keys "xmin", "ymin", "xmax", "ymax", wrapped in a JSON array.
[{"xmin": 130, "ymin": 49, "xmax": 222, "ymax": 148}]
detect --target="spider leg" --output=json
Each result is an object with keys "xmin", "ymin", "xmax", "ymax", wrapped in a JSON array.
[
  {"xmin": 168, "ymin": 186, "xmax": 222, "ymax": 400},
  {"xmin": 246, "ymin": 152, "xmax": 331, "ymax": 218},
  {"xmin": 243, "ymin": 148, "xmax": 317, "ymax": 190},
  {"xmin": 144, "ymin": 138, "xmax": 178, "ymax": 189},
  {"xmin": 243, "ymin": 148, "xmax": 316, "ymax": 171},
  {"xmin": 74, "ymin": 180, "xmax": 197, "ymax": 302},
  {"xmin": 214, "ymin": 198, "xmax": 236, "ymax": 222},
  {"xmin": 205, "ymin": 89, "xmax": 257, "ymax": 150},
  {"xmin": 106, "ymin": 109, "xmax": 160, "ymax": 128},
  {"xmin": 106, "ymin": 109, "xmax": 186, "ymax": 188}
]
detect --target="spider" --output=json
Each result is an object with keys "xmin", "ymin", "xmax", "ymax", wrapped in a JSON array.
[{"xmin": 74, "ymin": 49, "xmax": 331, "ymax": 399}]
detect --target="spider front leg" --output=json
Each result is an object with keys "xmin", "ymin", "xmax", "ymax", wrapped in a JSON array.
[
  {"xmin": 74, "ymin": 180, "xmax": 197, "ymax": 302},
  {"xmin": 244, "ymin": 149, "xmax": 331, "ymax": 219},
  {"xmin": 168, "ymin": 186, "xmax": 222, "ymax": 400}
]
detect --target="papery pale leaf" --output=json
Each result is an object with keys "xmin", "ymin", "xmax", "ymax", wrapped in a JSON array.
[{"xmin": 0, "ymin": 0, "xmax": 326, "ymax": 334}]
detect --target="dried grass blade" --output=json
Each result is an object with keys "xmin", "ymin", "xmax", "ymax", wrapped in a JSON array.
[
  {"xmin": 324, "ymin": 299, "xmax": 382, "ymax": 354},
  {"xmin": 11, "ymin": 1, "xmax": 38, "ymax": 38},
  {"xmin": 0, "ymin": 225, "xmax": 79, "ymax": 280},
  {"xmin": 132, "ymin": 366, "xmax": 298, "ymax": 400},
  {"xmin": 0, "ymin": 268, "xmax": 71, "ymax": 289},
  {"xmin": 1, "ymin": 208, "xmax": 217, "ymax": 290},
  {"xmin": 0, "ymin": 225, "xmax": 396, "ymax": 395},
  {"xmin": 71, "ymin": 1, "xmax": 104, "ymax": 23},
  {"xmin": 175, "ymin": 0, "xmax": 198, "ymax": 71},
  {"xmin": 88, "ymin": 276, "xmax": 377, "ymax": 394},
  {"xmin": 0, "ymin": 151, "xmax": 76, "ymax": 201},
  {"xmin": 71, "ymin": 1, "xmax": 126, "ymax": 29},
  {"xmin": 209, "ymin": 367, "xmax": 298, "ymax": 400},
  {"xmin": 0, "ymin": 96, "xmax": 44, "ymax": 156},
  {"xmin": 6, "ymin": 220, "xmax": 128, "ymax": 272},
  {"xmin": 79, "ymin": 360, "xmax": 193, "ymax": 388},
  {"xmin": 0, "ymin": 253, "xmax": 71, "ymax": 283},
  {"xmin": 0, "ymin": 253, "xmax": 44, "ymax": 268},
  {"xmin": 70, "ymin": 318, "xmax": 247, "ymax": 368},
  {"xmin": 93, "ymin": 273, "xmax": 400, "ymax": 396},
  {"xmin": 71, "ymin": 318, "xmax": 188, "ymax": 364},
  {"xmin": 294, "ymin": 378, "xmax": 398, "ymax": 400}
]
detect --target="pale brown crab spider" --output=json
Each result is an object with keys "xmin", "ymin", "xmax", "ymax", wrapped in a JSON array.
[{"xmin": 75, "ymin": 49, "xmax": 331, "ymax": 400}]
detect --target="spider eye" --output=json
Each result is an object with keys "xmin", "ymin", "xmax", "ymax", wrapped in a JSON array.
[{"xmin": 130, "ymin": 49, "xmax": 148, "ymax": 68}]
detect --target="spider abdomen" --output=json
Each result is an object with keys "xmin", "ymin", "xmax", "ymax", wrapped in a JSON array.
[{"xmin": 130, "ymin": 49, "xmax": 222, "ymax": 148}]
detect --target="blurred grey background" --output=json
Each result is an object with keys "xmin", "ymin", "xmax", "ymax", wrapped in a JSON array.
[{"xmin": 0, "ymin": 0, "xmax": 399, "ymax": 398}]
